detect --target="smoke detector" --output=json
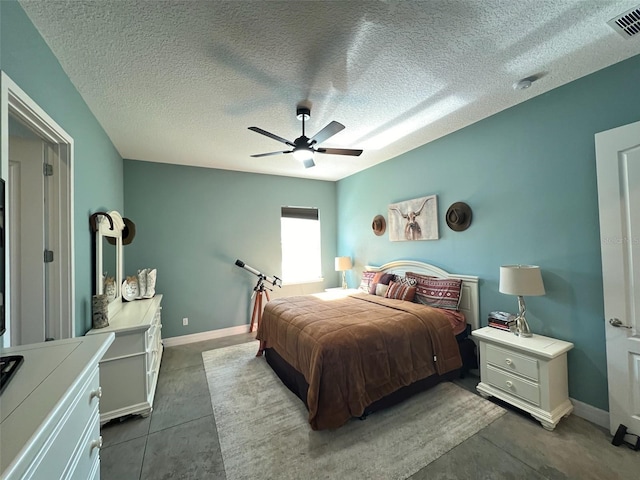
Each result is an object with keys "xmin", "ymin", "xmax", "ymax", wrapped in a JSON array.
[
  {"xmin": 607, "ymin": 5, "xmax": 640, "ymax": 39},
  {"xmin": 513, "ymin": 79, "xmax": 532, "ymax": 90}
]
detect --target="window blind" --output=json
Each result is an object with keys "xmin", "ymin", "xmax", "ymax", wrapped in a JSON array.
[{"xmin": 281, "ymin": 206, "xmax": 318, "ymax": 221}]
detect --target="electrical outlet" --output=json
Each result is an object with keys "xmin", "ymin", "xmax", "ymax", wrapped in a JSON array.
[{"xmin": 182, "ymin": 317, "xmax": 188, "ymax": 326}]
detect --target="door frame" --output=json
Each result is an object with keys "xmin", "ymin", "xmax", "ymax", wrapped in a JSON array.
[{"xmin": 1, "ymin": 71, "xmax": 74, "ymax": 346}]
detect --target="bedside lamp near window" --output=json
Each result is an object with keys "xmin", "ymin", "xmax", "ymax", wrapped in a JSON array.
[
  {"xmin": 499, "ymin": 265, "xmax": 545, "ymax": 337},
  {"xmin": 335, "ymin": 257, "xmax": 353, "ymax": 289}
]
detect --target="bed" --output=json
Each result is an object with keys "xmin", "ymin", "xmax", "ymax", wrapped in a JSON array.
[{"xmin": 255, "ymin": 260, "xmax": 479, "ymax": 430}]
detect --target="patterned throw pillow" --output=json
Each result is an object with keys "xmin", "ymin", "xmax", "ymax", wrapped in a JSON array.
[
  {"xmin": 393, "ymin": 275, "xmax": 418, "ymax": 287},
  {"xmin": 384, "ymin": 280, "xmax": 417, "ymax": 302},
  {"xmin": 406, "ymin": 272, "xmax": 462, "ymax": 310},
  {"xmin": 359, "ymin": 271, "xmax": 377, "ymax": 293},
  {"xmin": 368, "ymin": 272, "xmax": 395, "ymax": 294}
]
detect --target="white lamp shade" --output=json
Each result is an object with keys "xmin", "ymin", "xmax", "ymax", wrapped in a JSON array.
[
  {"xmin": 335, "ymin": 256, "xmax": 353, "ymax": 272},
  {"xmin": 499, "ymin": 265, "xmax": 545, "ymax": 296}
]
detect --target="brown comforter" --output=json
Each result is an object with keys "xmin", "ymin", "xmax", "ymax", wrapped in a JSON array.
[{"xmin": 256, "ymin": 292, "xmax": 462, "ymax": 430}]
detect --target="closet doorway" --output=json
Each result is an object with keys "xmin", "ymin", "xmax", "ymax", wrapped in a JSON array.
[{"xmin": 1, "ymin": 72, "xmax": 74, "ymax": 346}]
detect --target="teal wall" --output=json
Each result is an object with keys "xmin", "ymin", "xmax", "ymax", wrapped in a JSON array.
[
  {"xmin": 336, "ymin": 54, "xmax": 640, "ymax": 411},
  {"xmin": 1, "ymin": 1, "xmax": 124, "ymax": 335},
  {"xmin": 123, "ymin": 160, "xmax": 337, "ymax": 338},
  {"xmin": 4, "ymin": 0, "xmax": 639, "ymax": 412}
]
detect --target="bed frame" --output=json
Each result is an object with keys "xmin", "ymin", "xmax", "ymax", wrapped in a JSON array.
[
  {"xmin": 263, "ymin": 259, "xmax": 481, "ymax": 426},
  {"xmin": 364, "ymin": 259, "xmax": 480, "ymax": 331}
]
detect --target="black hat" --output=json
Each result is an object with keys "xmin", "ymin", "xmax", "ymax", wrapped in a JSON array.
[
  {"xmin": 446, "ymin": 202, "xmax": 472, "ymax": 232},
  {"xmin": 107, "ymin": 217, "xmax": 136, "ymax": 245}
]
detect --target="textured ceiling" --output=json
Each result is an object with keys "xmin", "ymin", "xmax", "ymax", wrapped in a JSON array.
[{"xmin": 19, "ymin": 0, "xmax": 640, "ymax": 181}]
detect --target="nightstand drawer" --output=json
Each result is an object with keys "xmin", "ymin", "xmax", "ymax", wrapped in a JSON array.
[
  {"xmin": 486, "ymin": 365, "xmax": 540, "ymax": 406},
  {"xmin": 485, "ymin": 344, "xmax": 539, "ymax": 381}
]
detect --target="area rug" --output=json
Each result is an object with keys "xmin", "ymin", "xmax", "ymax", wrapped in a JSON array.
[{"xmin": 203, "ymin": 341, "xmax": 505, "ymax": 480}]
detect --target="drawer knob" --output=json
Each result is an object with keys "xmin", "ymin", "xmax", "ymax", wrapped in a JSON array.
[
  {"xmin": 90, "ymin": 436, "xmax": 103, "ymax": 452},
  {"xmin": 505, "ymin": 358, "xmax": 513, "ymax": 366},
  {"xmin": 90, "ymin": 386, "xmax": 103, "ymax": 400},
  {"xmin": 505, "ymin": 380, "xmax": 513, "ymax": 388}
]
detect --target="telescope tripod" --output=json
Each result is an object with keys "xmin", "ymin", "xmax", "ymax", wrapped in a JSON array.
[{"xmin": 249, "ymin": 277, "xmax": 271, "ymax": 333}]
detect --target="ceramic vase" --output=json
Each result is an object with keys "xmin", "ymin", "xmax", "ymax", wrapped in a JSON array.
[{"xmin": 92, "ymin": 294, "xmax": 109, "ymax": 329}]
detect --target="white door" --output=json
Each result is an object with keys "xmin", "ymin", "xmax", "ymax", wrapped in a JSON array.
[
  {"xmin": 595, "ymin": 120, "xmax": 640, "ymax": 437},
  {"xmin": 9, "ymin": 129, "xmax": 48, "ymax": 344}
]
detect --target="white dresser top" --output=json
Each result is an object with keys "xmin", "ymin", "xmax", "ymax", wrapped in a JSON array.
[
  {"xmin": 472, "ymin": 326, "xmax": 573, "ymax": 358},
  {"xmin": 87, "ymin": 294, "xmax": 162, "ymax": 335},
  {"xmin": 0, "ymin": 333, "xmax": 114, "ymax": 476}
]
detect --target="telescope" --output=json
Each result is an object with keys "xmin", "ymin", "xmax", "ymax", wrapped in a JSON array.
[
  {"xmin": 235, "ymin": 259, "xmax": 281, "ymax": 334},
  {"xmin": 235, "ymin": 259, "xmax": 282, "ymax": 289}
]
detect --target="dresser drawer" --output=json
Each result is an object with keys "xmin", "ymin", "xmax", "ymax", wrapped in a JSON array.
[
  {"xmin": 63, "ymin": 409, "xmax": 101, "ymax": 480},
  {"xmin": 147, "ymin": 366, "xmax": 157, "ymax": 397},
  {"xmin": 26, "ymin": 368, "xmax": 101, "ymax": 479},
  {"xmin": 146, "ymin": 324, "xmax": 157, "ymax": 349},
  {"xmin": 486, "ymin": 364, "xmax": 540, "ymax": 406},
  {"xmin": 485, "ymin": 344, "xmax": 539, "ymax": 381}
]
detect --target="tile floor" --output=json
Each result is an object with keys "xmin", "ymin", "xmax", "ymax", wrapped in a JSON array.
[{"xmin": 100, "ymin": 333, "xmax": 639, "ymax": 479}]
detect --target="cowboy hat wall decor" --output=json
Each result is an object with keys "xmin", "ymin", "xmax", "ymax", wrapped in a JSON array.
[
  {"xmin": 446, "ymin": 202, "xmax": 472, "ymax": 232},
  {"xmin": 372, "ymin": 215, "xmax": 386, "ymax": 236},
  {"xmin": 107, "ymin": 217, "xmax": 136, "ymax": 245}
]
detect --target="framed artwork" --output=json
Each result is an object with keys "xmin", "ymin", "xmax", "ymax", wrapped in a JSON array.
[{"xmin": 388, "ymin": 195, "xmax": 438, "ymax": 241}]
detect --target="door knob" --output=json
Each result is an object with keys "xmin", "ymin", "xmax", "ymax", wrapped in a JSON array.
[{"xmin": 609, "ymin": 318, "xmax": 632, "ymax": 329}]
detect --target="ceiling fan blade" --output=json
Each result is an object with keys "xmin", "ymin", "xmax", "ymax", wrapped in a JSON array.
[
  {"xmin": 317, "ymin": 147, "xmax": 363, "ymax": 157},
  {"xmin": 309, "ymin": 121, "xmax": 345, "ymax": 145},
  {"xmin": 248, "ymin": 127, "xmax": 295, "ymax": 147},
  {"xmin": 302, "ymin": 158, "xmax": 315, "ymax": 169},
  {"xmin": 250, "ymin": 150, "xmax": 292, "ymax": 158}
]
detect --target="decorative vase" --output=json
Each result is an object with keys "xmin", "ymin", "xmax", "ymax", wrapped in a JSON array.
[
  {"xmin": 123, "ymin": 276, "xmax": 139, "ymax": 301},
  {"xmin": 137, "ymin": 268, "xmax": 148, "ymax": 299},
  {"xmin": 104, "ymin": 275, "xmax": 116, "ymax": 302},
  {"xmin": 145, "ymin": 268, "xmax": 157, "ymax": 298},
  {"xmin": 92, "ymin": 294, "xmax": 109, "ymax": 329}
]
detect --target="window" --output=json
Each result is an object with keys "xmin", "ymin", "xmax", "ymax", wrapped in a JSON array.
[{"xmin": 281, "ymin": 206, "xmax": 321, "ymax": 283}]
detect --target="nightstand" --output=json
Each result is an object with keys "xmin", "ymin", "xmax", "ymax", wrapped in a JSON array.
[{"xmin": 472, "ymin": 326, "xmax": 573, "ymax": 430}]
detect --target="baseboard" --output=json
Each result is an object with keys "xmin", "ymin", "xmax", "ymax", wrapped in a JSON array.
[
  {"xmin": 163, "ymin": 324, "xmax": 251, "ymax": 347},
  {"xmin": 570, "ymin": 397, "xmax": 609, "ymax": 430}
]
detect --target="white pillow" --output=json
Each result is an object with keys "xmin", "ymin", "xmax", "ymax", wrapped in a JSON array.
[{"xmin": 375, "ymin": 283, "xmax": 389, "ymax": 297}]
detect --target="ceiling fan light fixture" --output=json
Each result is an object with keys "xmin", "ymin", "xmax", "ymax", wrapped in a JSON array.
[
  {"xmin": 292, "ymin": 146, "xmax": 314, "ymax": 163},
  {"xmin": 248, "ymin": 104, "xmax": 361, "ymax": 167}
]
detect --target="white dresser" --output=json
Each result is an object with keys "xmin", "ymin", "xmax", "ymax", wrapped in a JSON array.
[
  {"xmin": 0, "ymin": 333, "xmax": 114, "ymax": 479},
  {"xmin": 472, "ymin": 326, "xmax": 574, "ymax": 430},
  {"xmin": 86, "ymin": 295, "xmax": 163, "ymax": 424}
]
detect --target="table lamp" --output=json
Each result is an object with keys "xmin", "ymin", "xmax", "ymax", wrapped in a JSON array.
[
  {"xmin": 335, "ymin": 256, "xmax": 352, "ymax": 289},
  {"xmin": 499, "ymin": 265, "xmax": 545, "ymax": 337}
]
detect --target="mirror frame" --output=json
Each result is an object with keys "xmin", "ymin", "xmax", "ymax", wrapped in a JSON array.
[{"xmin": 95, "ymin": 212, "xmax": 123, "ymax": 318}]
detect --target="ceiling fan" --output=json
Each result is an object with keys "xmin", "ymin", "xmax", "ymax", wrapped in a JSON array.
[{"xmin": 248, "ymin": 106, "xmax": 363, "ymax": 168}]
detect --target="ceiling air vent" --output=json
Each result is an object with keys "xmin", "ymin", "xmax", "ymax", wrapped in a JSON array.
[{"xmin": 607, "ymin": 5, "xmax": 640, "ymax": 38}]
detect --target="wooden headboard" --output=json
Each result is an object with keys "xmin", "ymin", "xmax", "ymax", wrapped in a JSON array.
[{"xmin": 365, "ymin": 260, "xmax": 480, "ymax": 331}]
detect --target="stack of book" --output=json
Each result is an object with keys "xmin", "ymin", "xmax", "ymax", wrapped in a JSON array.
[{"xmin": 488, "ymin": 311, "xmax": 516, "ymax": 331}]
